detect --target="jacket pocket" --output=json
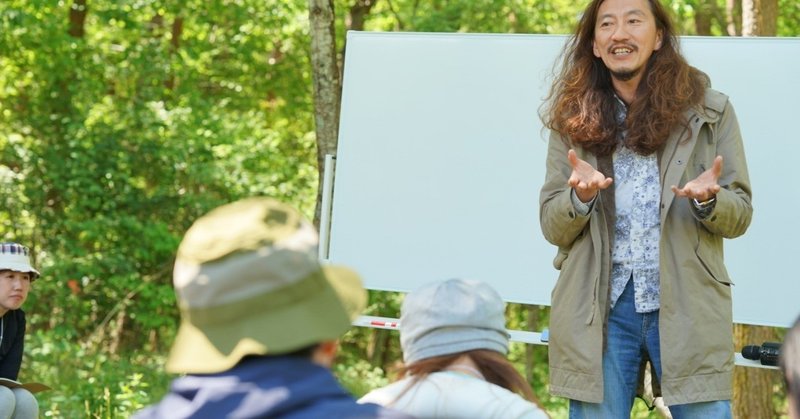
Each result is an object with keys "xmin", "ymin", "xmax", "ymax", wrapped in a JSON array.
[{"xmin": 694, "ymin": 227, "xmax": 733, "ymax": 285}]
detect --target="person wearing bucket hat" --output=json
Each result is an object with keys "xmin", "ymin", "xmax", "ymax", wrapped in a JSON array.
[
  {"xmin": 0, "ymin": 242, "xmax": 41, "ymax": 419},
  {"xmin": 134, "ymin": 197, "xmax": 412, "ymax": 419},
  {"xmin": 359, "ymin": 279, "xmax": 549, "ymax": 418}
]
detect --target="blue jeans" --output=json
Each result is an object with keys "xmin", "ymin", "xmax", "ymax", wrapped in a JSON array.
[{"xmin": 569, "ymin": 280, "xmax": 731, "ymax": 419}]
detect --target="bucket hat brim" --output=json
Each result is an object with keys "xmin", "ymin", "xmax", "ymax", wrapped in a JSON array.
[
  {"xmin": 166, "ymin": 264, "xmax": 365, "ymax": 374},
  {"xmin": 0, "ymin": 255, "xmax": 40, "ymax": 279}
]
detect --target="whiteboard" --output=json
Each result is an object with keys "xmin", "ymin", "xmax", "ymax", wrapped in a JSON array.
[{"xmin": 327, "ymin": 31, "xmax": 800, "ymax": 328}]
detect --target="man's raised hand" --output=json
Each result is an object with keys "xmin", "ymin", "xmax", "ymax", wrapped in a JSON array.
[
  {"xmin": 671, "ymin": 156, "xmax": 723, "ymax": 201},
  {"xmin": 568, "ymin": 149, "xmax": 613, "ymax": 203}
]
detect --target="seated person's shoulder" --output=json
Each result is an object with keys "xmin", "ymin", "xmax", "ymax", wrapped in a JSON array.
[{"xmin": 282, "ymin": 398, "xmax": 415, "ymax": 419}]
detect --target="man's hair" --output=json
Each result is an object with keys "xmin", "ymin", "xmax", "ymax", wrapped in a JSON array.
[
  {"xmin": 397, "ymin": 349, "xmax": 538, "ymax": 403},
  {"xmin": 541, "ymin": 0, "xmax": 707, "ymax": 157},
  {"xmin": 239, "ymin": 344, "xmax": 321, "ymax": 365},
  {"xmin": 780, "ymin": 315, "xmax": 800, "ymax": 415}
]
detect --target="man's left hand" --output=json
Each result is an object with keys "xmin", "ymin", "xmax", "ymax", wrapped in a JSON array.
[{"xmin": 671, "ymin": 155, "xmax": 723, "ymax": 201}]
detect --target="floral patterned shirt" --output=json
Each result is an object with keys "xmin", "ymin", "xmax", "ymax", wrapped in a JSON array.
[{"xmin": 608, "ymin": 96, "xmax": 661, "ymax": 313}]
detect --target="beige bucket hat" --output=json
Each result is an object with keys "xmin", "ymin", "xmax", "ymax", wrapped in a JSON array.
[{"xmin": 166, "ymin": 197, "xmax": 366, "ymax": 374}]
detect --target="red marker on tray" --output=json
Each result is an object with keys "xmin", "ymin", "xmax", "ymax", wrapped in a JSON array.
[{"xmin": 370, "ymin": 320, "xmax": 399, "ymax": 328}]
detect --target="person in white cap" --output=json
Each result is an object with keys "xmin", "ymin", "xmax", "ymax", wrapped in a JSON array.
[
  {"xmin": 0, "ymin": 242, "xmax": 40, "ymax": 419},
  {"xmin": 359, "ymin": 278, "xmax": 549, "ymax": 418},
  {"xmin": 133, "ymin": 197, "xmax": 413, "ymax": 419}
]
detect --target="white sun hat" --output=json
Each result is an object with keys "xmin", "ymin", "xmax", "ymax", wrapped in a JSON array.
[{"xmin": 0, "ymin": 242, "xmax": 40, "ymax": 279}]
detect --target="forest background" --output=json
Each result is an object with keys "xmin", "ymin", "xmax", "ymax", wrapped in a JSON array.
[{"xmin": 0, "ymin": 0, "xmax": 797, "ymax": 417}]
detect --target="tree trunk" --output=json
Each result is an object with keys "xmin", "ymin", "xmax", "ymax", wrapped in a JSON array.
[
  {"xmin": 733, "ymin": 324, "xmax": 781, "ymax": 418},
  {"xmin": 348, "ymin": 0, "xmax": 378, "ymax": 31},
  {"xmin": 694, "ymin": 0, "xmax": 714, "ymax": 35},
  {"xmin": 165, "ymin": 17, "xmax": 183, "ymax": 90},
  {"xmin": 68, "ymin": 0, "xmax": 88, "ymax": 38},
  {"xmin": 742, "ymin": 0, "xmax": 778, "ymax": 36},
  {"xmin": 368, "ymin": 329, "xmax": 389, "ymax": 367},
  {"xmin": 524, "ymin": 305, "xmax": 540, "ymax": 384},
  {"xmin": 726, "ymin": 0, "xmax": 742, "ymax": 35},
  {"xmin": 171, "ymin": 17, "xmax": 183, "ymax": 52},
  {"xmin": 108, "ymin": 306, "xmax": 127, "ymax": 355},
  {"xmin": 308, "ymin": 0, "xmax": 342, "ymax": 228},
  {"xmin": 694, "ymin": 0, "xmax": 731, "ymax": 36}
]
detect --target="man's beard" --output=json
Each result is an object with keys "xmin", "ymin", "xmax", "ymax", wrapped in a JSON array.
[{"xmin": 610, "ymin": 67, "xmax": 641, "ymax": 82}]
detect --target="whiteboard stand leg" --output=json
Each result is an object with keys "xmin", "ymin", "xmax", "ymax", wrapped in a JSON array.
[{"xmin": 319, "ymin": 154, "xmax": 336, "ymax": 262}]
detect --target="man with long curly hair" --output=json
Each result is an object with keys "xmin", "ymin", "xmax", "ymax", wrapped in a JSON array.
[{"xmin": 538, "ymin": 0, "xmax": 752, "ymax": 417}]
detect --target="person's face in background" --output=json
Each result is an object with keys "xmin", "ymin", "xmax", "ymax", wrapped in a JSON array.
[
  {"xmin": 0, "ymin": 270, "xmax": 31, "ymax": 316},
  {"xmin": 593, "ymin": 0, "xmax": 663, "ymax": 85}
]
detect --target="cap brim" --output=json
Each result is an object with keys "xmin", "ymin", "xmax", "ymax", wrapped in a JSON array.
[
  {"xmin": 0, "ymin": 262, "xmax": 40, "ymax": 279},
  {"xmin": 166, "ymin": 264, "xmax": 365, "ymax": 374}
]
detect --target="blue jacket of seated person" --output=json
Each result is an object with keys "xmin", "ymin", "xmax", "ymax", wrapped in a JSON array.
[{"xmin": 133, "ymin": 356, "xmax": 414, "ymax": 419}]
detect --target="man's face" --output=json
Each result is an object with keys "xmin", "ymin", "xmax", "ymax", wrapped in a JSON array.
[
  {"xmin": 0, "ymin": 270, "xmax": 31, "ymax": 314},
  {"xmin": 593, "ymin": 0, "xmax": 663, "ymax": 83}
]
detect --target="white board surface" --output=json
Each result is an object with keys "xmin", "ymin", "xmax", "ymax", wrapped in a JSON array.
[{"xmin": 327, "ymin": 31, "xmax": 800, "ymax": 328}]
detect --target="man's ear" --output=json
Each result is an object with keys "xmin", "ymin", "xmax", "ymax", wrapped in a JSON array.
[
  {"xmin": 312, "ymin": 340, "xmax": 339, "ymax": 367},
  {"xmin": 655, "ymin": 30, "xmax": 663, "ymax": 50}
]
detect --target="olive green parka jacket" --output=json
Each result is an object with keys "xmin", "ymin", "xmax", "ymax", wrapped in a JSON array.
[{"xmin": 539, "ymin": 88, "xmax": 753, "ymax": 405}]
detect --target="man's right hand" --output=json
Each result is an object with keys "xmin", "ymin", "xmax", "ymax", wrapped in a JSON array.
[{"xmin": 567, "ymin": 149, "xmax": 613, "ymax": 202}]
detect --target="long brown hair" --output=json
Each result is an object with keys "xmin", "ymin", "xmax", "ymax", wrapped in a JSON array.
[
  {"xmin": 397, "ymin": 349, "xmax": 539, "ymax": 403},
  {"xmin": 541, "ymin": 0, "xmax": 707, "ymax": 157}
]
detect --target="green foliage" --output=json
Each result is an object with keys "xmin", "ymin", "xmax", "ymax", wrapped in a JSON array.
[
  {"xmin": 1, "ymin": 0, "xmax": 317, "ymax": 415},
  {"xmin": 356, "ymin": 0, "xmax": 583, "ymax": 34},
  {"xmin": 333, "ymin": 352, "xmax": 393, "ymax": 398},
  {"xmin": 778, "ymin": 0, "xmax": 800, "ymax": 36},
  {"xmin": 0, "ymin": 0, "xmax": 796, "ymax": 417},
  {"xmin": 24, "ymin": 329, "xmax": 172, "ymax": 418},
  {"xmin": 1, "ymin": 0, "xmax": 317, "ymax": 335}
]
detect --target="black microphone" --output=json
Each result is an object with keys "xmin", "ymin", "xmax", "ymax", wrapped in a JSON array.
[{"xmin": 741, "ymin": 342, "xmax": 781, "ymax": 366}]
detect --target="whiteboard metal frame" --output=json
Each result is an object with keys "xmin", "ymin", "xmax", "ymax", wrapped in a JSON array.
[{"xmin": 318, "ymin": 154, "xmax": 336, "ymax": 261}]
